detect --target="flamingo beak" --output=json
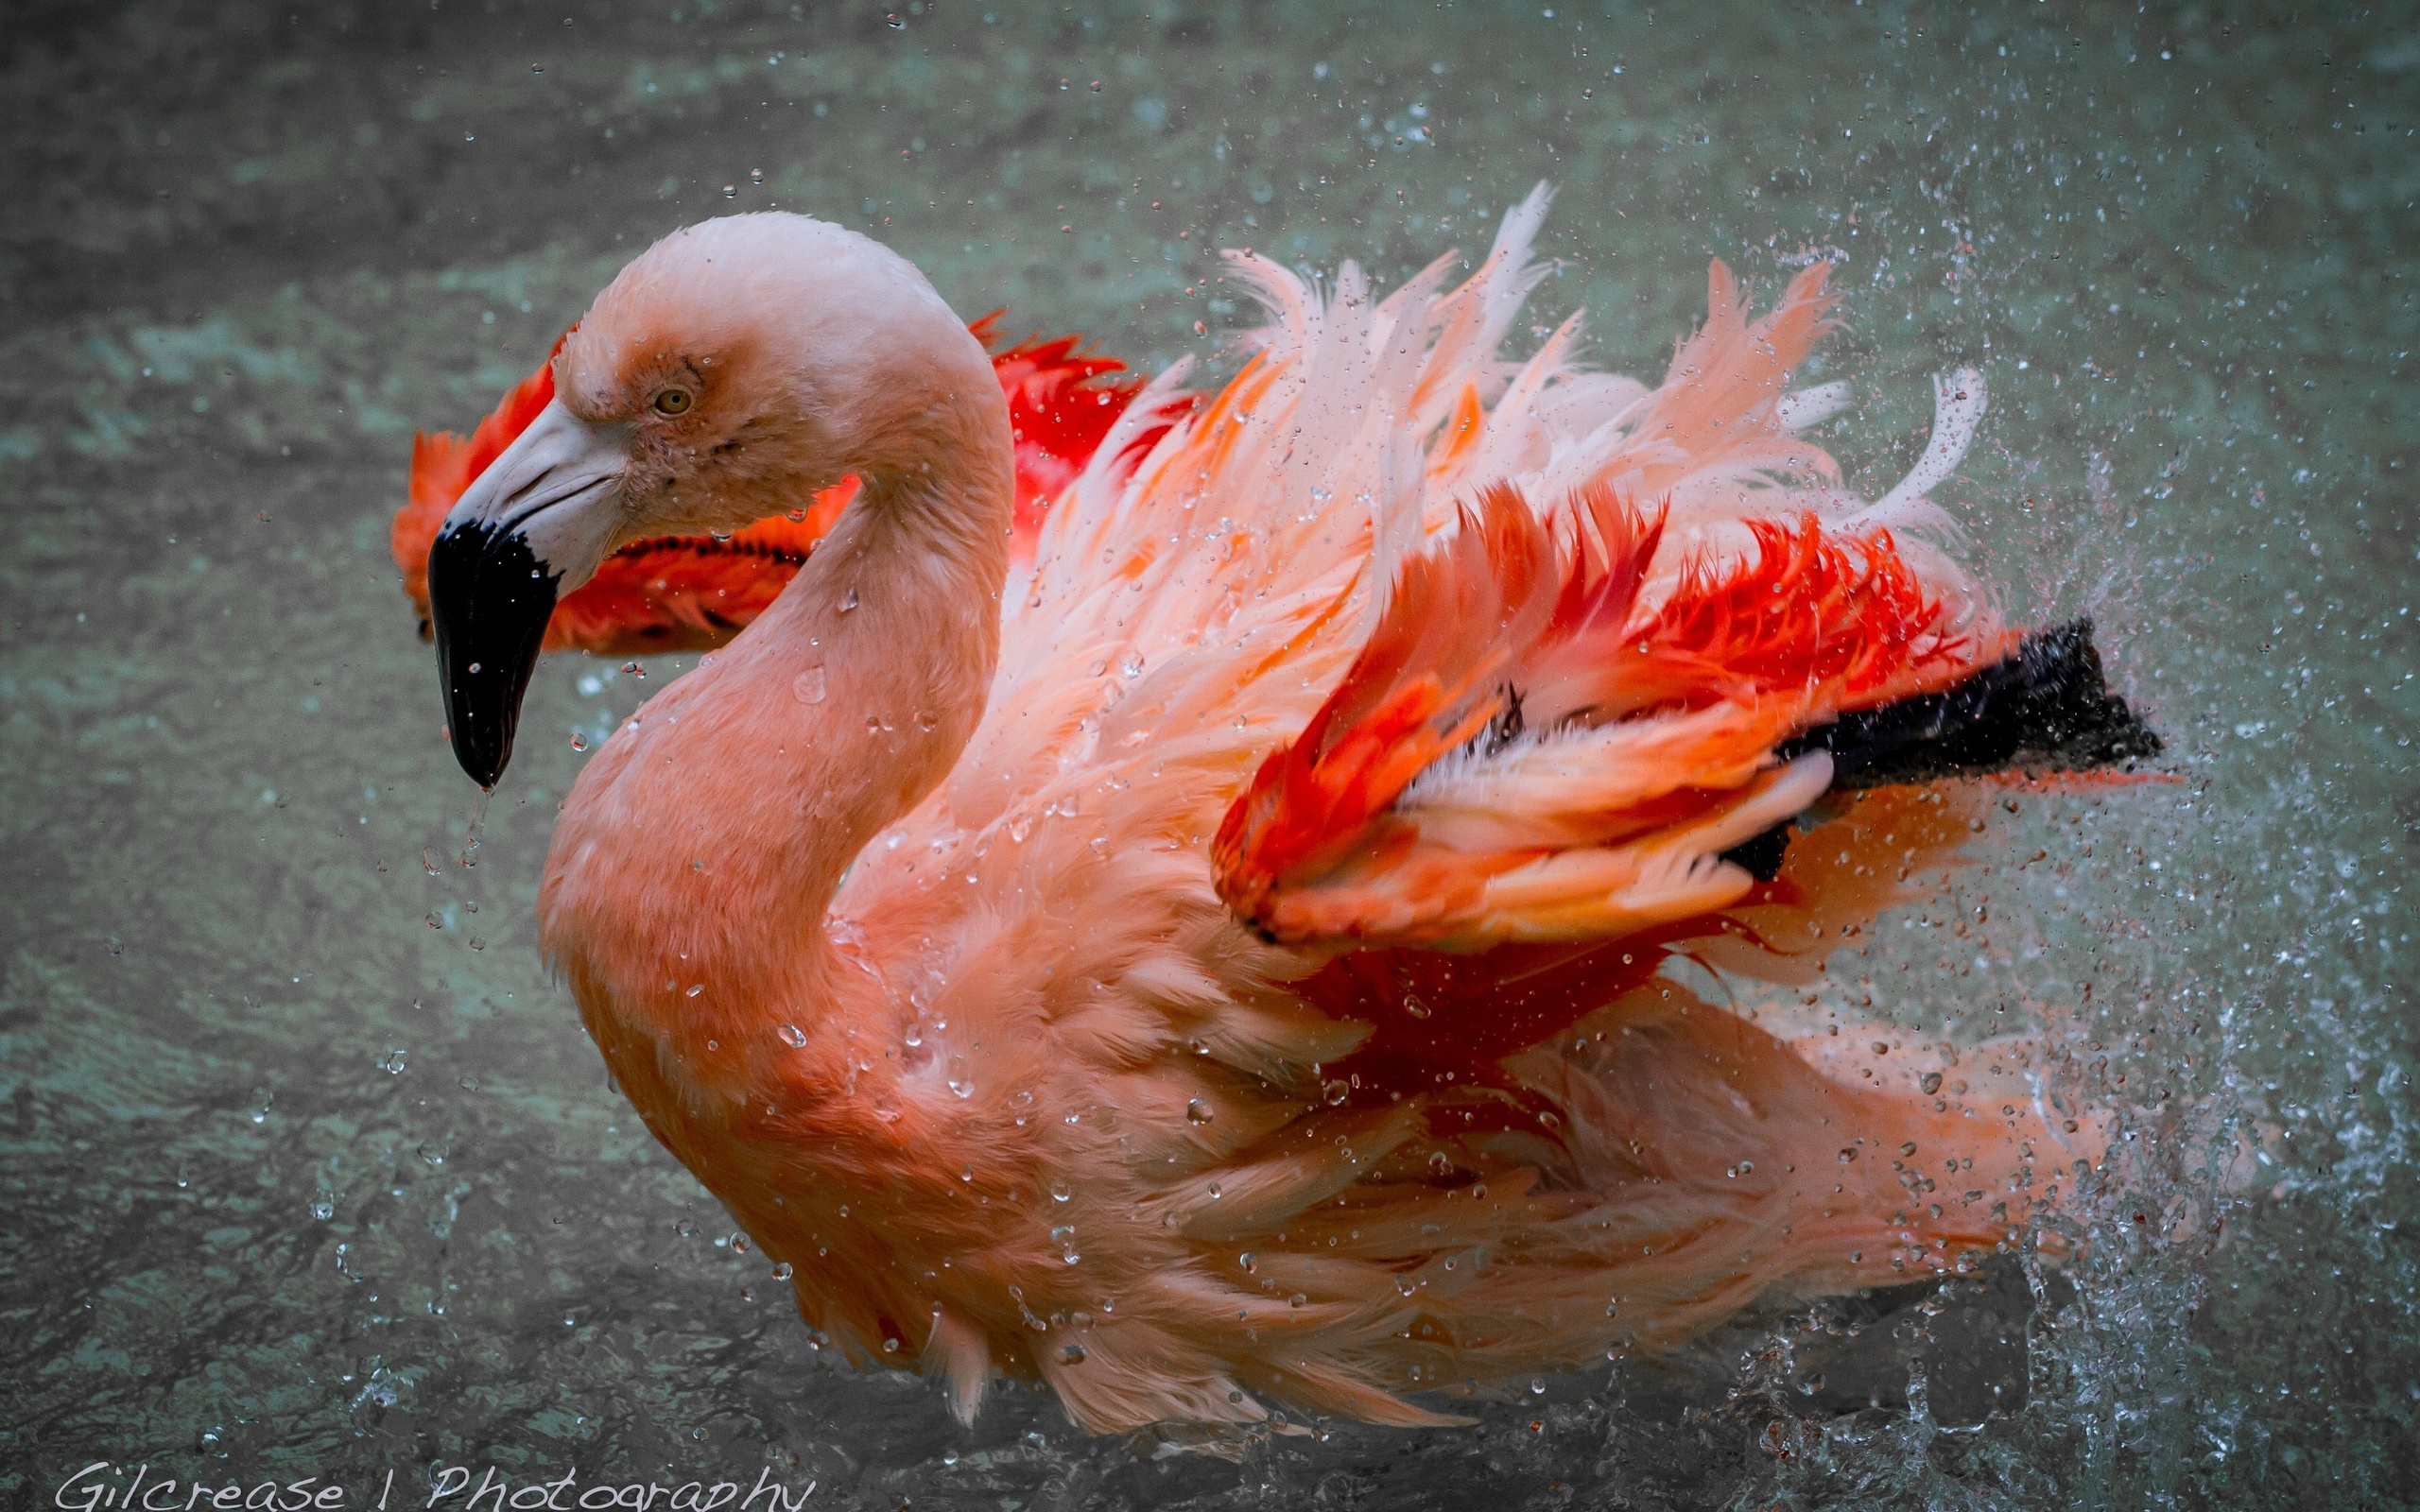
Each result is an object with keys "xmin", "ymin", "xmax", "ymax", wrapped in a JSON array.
[{"xmin": 427, "ymin": 400, "xmax": 629, "ymax": 787}]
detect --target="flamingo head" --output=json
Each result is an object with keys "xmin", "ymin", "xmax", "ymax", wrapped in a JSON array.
[{"xmin": 426, "ymin": 211, "xmax": 1001, "ymax": 787}]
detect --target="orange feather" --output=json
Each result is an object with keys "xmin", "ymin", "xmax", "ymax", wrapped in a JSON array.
[{"xmin": 1213, "ymin": 480, "xmax": 1996, "ymax": 949}]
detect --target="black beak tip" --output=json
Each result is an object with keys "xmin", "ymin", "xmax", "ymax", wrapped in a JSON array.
[
  {"xmin": 451, "ymin": 732, "xmax": 509, "ymax": 794},
  {"xmin": 428, "ymin": 522, "xmax": 560, "ymax": 790}
]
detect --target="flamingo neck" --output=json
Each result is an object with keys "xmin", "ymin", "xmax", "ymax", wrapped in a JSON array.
[
  {"xmin": 539, "ymin": 395, "xmax": 1013, "ymax": 1065},
  {"xmin": 739, "ymin": 462, "xmax": 1011, "ymax": 910}
]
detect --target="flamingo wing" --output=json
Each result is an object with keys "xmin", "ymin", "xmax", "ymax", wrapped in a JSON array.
[
  {"xmin": 804, "ymin": 189, "xmax": 2160, "ymax": 1433},
  {"xmin": 1207, "ymin": 483, "xmax": 2000, "ymax": 952},
  {"xmin": 894, "ymin": 188, "xmax": 2017, "ymax": 963},
  {"xmin": 390, "ymin": 318, "xmax": 1166, "ymax": 655}
]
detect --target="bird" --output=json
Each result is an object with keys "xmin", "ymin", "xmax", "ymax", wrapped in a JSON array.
[{"xmin": 411, "ymin": 188, "xmax": 2156, "ymax": 1436}]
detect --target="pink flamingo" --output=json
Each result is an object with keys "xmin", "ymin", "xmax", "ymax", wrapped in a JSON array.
[{"xmin": 418, "ymin": 190, "xmax": 2151, "ymax": 1433}]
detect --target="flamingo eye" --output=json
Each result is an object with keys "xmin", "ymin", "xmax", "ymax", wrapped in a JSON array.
[{"xmin": 651, "ymin": 387, "xmax": 694, "ymax": 416}]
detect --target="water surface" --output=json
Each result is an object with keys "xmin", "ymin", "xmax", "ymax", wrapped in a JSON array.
[{"xmin": 4, "ymin": 2, "xmax": 2415, "ymax": 1506}]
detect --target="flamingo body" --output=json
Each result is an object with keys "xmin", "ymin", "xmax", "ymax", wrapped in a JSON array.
[{"xmin": 410, "ymin": 198, "xmax": 2146, "ymax": 1434}]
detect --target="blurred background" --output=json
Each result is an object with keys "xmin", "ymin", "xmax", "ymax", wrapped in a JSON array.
[{"xmin": 2, "ymin": 1, "xmax": 2415, "ymax": 1506}]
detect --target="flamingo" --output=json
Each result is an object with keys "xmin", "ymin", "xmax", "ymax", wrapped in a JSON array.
[{"xmin": 413, "ymin": 190, "xmax": 2155, "ymax": 1435}]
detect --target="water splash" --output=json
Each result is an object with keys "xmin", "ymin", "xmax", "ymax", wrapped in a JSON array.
[{"xmin": 458, "ymin": 789, "xmax": 491, "ymax": 870}]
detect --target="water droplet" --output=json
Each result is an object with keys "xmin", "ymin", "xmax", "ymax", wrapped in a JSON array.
[
  {"xmin": 1238, "ymin": 1251, "xmax": 1256, "ymax": 1272},
  {"xmin": 1530, "ymin": 1377, "xmax": 1547, "ymax": 1395},
  {"xmin": 1119, "ymin": 650, "xmax": 1145, "ymax": 678},
  {"xmin": 1085, "ymin": 658, "xmax": 1109, "ymax": 678},
  {"xmin": 1288, "ymin": 1292, "xmax": 1307, "ymax": 1308},
  {"xmin": 1402, "ymin": 992, "xmax": 1431, "ymax": 1020},
  {"xmin": 309, "ymin": 1190, "xmax": 337, "ymax": 1221},
  {"xmin": 1393, "ymin": 1273, "xmax": 1417, "ymax": 1297},
  {"xmin": 1322, "ymin": 1078, "xmax": 1351, "ymax": 1106},
  {"xmin": 915, "ymin": 709, "xmax": 940, "ymax": 730},
  {"xmin": 771, "ymin": 1261, "xmax": 793, "ymax": 1280},
  {"xmin": 568, "ymin": 730, "xmax": 588, "ymax": 750},
  {"xmin": 1185, "ymin": 1097, "xmax": 1214, "ymax": 1125},
  {"xmin": 1049, "ymin": 1180, "xmax": 1071, "ymax": 1202},
  {"xmin": 378, "ymin": 1049, "xmax": 406, "ymax": 1074},
  {"xmin": 1919, "ymin": 1072, "xmax": 1944, "ymax": 1095},
  {"xmin": 1205, "ymin": 1180, "xmax": 1222, "ymax": 1198},
  {"xmin": 1839, "ymin": 1147, "xmax": 1858, "ymax": 1163},
  {"xmin": 731, "ymin": 1232, "xmax": 750, "ymax": 1253},
  {"xmin": 417, "ymin": 1142, "xmax": 446, "ymax": 1168},
  {"xmin": 1061, "ymin": 1342, "xmax": 1087, "ymax": 1363},
  {"xmin": 839, "ymin": 586, "xmax": 859, "ymax": 612},
  {"xmin": 778, "ymin": 1023, "xmax": 807, "ymax": 1048},
  {"xmin": 458, "ymin": 1075, "xmax": 479, "ymax": 1091},
  {"xmin": 458, "ymin": 792, "xmax": 489, "ymax": 868},
  {"xmin": 792, "ymin": 666, "xmax": 827, "ymax": 704}
]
